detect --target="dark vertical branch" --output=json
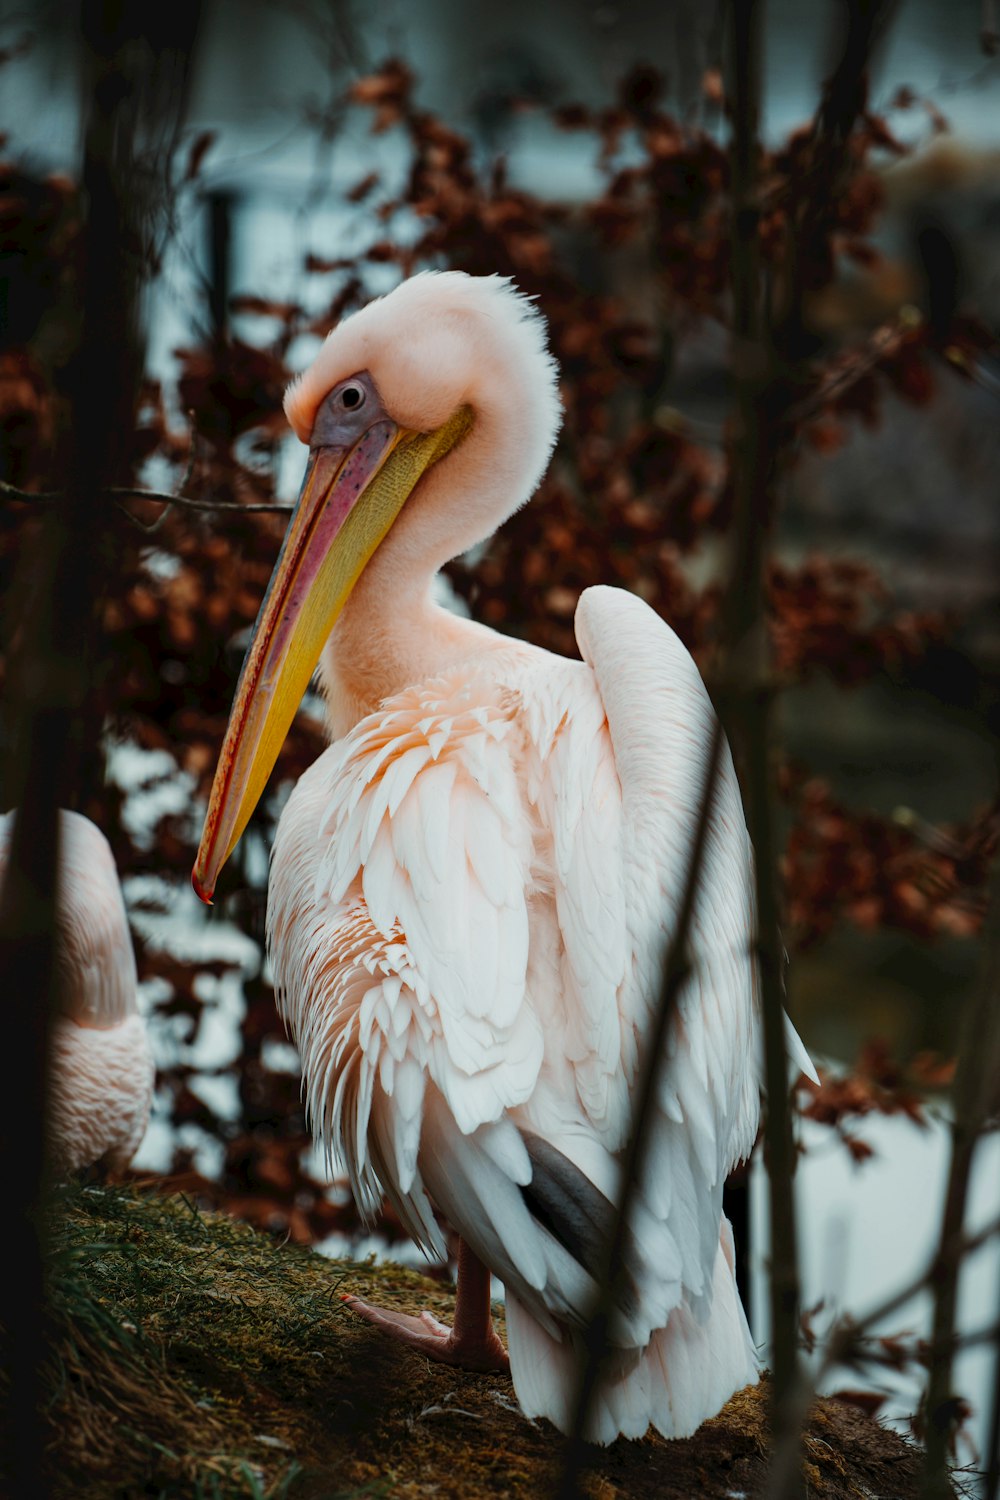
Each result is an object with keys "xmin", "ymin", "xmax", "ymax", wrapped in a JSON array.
[
  {"xmin": 208, "ymin": 189, "xmax": 233, "ymax": 343},
  {"xmin": 921, "ymin": 856, "xmax": 1000, "ymax": 1500},
  {"xmin": 0, "ymin": 777, "xmax": 59, "ymax": 1499},
  {"xmin": 0, "ymin": 6, "xmax": 201, "ymax": 1491},
  {"xmin": 721, "ymin": 8, "xmax": 805, "ymax": 1497},
  {"xmin": 986, "ymin": 1303, "xmax": 1000, "ymax": 1500},
  {"xmin": 719, "ymin": 6, "xmax": 899, "ymax": 1494}
]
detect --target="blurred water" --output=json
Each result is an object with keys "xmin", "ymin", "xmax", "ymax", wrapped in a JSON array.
[{"xmin": 751, "ymin": 1102, "xmax": 1000, "ymax": 1486}]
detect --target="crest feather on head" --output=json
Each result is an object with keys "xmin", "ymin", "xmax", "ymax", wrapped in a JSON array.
[{"xmin": 283, "ymin": 271, "xmax": 561, "ymax": 461}]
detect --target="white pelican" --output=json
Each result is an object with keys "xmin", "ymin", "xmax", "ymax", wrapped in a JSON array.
[
  {"xmin": 193, "ymin": 271, "xmax": 816, "ymax": 1443},
  {"xmin": 0, "ymin": 808, "xmax": 154, "ymax": 1177}
]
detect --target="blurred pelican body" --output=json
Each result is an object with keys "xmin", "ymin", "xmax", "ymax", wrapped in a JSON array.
[
  {"xmin": 0, "ymin": 808, "xmax": 154, "ymax": 1176},
  {"xmin": 194, "ymin": 272, "xmax": 816, "ymax": 1442}
]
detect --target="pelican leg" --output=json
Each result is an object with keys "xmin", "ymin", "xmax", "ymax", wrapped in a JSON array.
[{"xmin": 341, "ymin": 1238, "xmax": 509, "ymax": 1373}]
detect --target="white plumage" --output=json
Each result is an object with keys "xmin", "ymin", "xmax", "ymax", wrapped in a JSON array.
[
  {"xmin": 272, "ymin": 595, "xmax": 765, "ymax": 1442},
  {"xmin": 0, "ymin": 808, "xmax": 154, "ymax": 1177},
  {"xmin": 194, "ymin": 270, "xmax": 817, "ymax": 1443}
]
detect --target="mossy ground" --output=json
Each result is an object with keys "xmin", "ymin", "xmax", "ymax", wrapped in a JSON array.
[{"xmin": 1, "ymin": 1181, "xmax": 956, "ymax": 1499}]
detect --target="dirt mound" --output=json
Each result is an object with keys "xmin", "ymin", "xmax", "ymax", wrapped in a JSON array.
[{"xmin": 6, "ymin": 1182, "xmax": 952, "ymax": 1499}]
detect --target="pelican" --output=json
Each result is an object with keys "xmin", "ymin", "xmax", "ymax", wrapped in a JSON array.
[
  {"xmin": 193, "ymin": 271, "xmax": 816, "ymax": 1442},
  {"xmin": 0, "ymin": 808, "xmax": 154, "ymax": 1177}
]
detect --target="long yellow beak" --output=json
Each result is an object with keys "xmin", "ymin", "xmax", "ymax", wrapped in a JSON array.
[{"xmin": 192, "ymin": 396, "xmax": 473, "ymax": 903}]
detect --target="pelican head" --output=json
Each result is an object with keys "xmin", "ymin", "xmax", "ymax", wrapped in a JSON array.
[{"xmin": 192, "ymin": 271, "xmax": 562, "ymax": 902}]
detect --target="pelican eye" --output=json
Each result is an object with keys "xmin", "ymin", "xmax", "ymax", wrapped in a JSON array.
[{"xmin": 309, "ymin": 373, "xmax": 378, "ymax": 446}]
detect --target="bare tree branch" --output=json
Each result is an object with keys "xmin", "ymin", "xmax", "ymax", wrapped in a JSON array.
[
  {"xmin": 720, "ymin": 6, "xmax": 806, "ymax": 1496},
  {"xmin": 851, "ymin": 1211, "xmax": 1000, "ymax": 1340},
  {"xmin": 0, "ymin": 6, "xmax": 202, "ymax": 1491},
  {"xmin": 720, "ymin": 6, "xmax": 898, "ymax": 1497},
  {"xmin": 921, "ymin": 856, "xmax": 1000, "ymax": 1499},
  {"xmin": 985, "ymin": 1296, "xmax": 1000, "ymax": 1500},
  {"xmin": 0, "ymin": 479, "xmax": 294, "ymax": 518},
  {"xmin": 0, "ymin": 407, "xmax": 294, "ymax": 525}
]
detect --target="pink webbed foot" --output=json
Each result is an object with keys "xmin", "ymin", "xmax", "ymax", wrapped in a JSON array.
[{"xmin": 341, "ymin": 1294, "xmax": 510, "ymax": 1373}]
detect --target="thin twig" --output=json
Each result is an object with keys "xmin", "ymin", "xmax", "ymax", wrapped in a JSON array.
[
  {"xmin": 120, "ymin": 489, "xmax": 292, "ymax": 514},
  {"xmin": 832, "ymin": 1319, "xmax": 1000, "ymax": 1371},
  {"xmin": 784, "ymin": 319, "xmax": 913, "ymax": 426},
  {"xmin": 815, "ymin": 1315, "xmax": 1000, "ymax": 1375},
  {"xmin": 557, "ymin": 719, "xmax": 726, "ymax": 1498},
  {"xmin": 115, "ymin": 410, "xmax": 206, "ymax": 534},
  {"xmin": 851, "ymin": 1211, "xmax": 1000, "ymax": 1339},
  {"xmin": 926, "ymin": 1320, "xmax": 1000, "ymax": 1359},
  {"xmin": 2, "ymin": 409, "xmax": 293, "ymax": 522},
  {"xmin": 921, "ymin": 857, "xmax": 1000, "ymax": 1500},
  {"xmin": 0, "ymin": 477, "xmax": 294, "ymax": 517}
]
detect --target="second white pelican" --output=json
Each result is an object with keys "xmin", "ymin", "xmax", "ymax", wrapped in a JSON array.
[
  {"xmin": 193, "ymin": 271, "xmax": 815, "ymax": 1442},
  {"xmin": 0, "ymin": 808, "xmax": 154, "ymax": 1177}
]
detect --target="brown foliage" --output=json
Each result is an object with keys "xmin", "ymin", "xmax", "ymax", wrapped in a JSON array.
[
  {"xmin": 0, "ymin": 54, "xmax": 996, "ymax": 1242},
  {"xmin": 800, "ymin": 1037, "xmax": 956, "ymax": 1135},
  {"xmin": 782, "ymin": 768, "xmax": 995, "ymax": 948}
]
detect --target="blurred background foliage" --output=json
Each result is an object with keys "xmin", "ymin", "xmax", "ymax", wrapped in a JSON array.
[{"xmin": 0, "ymin": 0, "xmax": 998, "ymax": 1253}]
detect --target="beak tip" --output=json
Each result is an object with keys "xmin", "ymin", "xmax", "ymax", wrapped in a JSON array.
[{"xmin": 191, "ymin": 866, "xmax": 215, "ymax": 906}]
